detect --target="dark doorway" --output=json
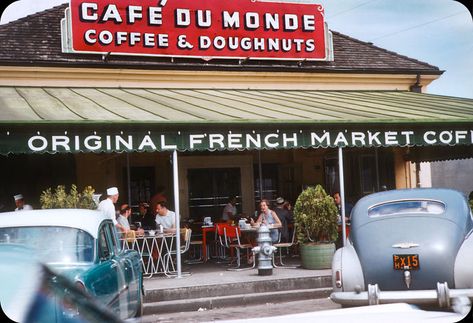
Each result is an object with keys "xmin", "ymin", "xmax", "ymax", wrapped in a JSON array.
[
  {"xmin": 125, "ymin": 167, "xmax": 155, "ymax": 207},
  {"xmin": 253, "ymin": 163, "xmax": 279, "ymax": 209},
  {"xmin": 188, "ymin": 168, "xmax": 241, "ymax": 222}
]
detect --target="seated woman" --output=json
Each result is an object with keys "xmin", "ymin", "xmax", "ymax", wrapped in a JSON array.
[{"xmin": 252, "ymin": 199, "xmax": 282, "ymax": 243}]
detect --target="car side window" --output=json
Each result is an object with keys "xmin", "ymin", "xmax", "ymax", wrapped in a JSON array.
[
  {"xmin": 107, "ymin": 223, "xmax": 120, "ymax": 255},
  {"xmin": 98, "ymin": 227, "xmax": 111, "ymax": 261}
]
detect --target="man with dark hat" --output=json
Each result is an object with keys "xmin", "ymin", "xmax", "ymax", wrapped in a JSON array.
[
  {"xmin": 136, "ymin": 201, "xmax": 156, "ymax": 230},
  {"xmin": 274, "ymin": 196, "xmax": 290, "ymax": 242}
]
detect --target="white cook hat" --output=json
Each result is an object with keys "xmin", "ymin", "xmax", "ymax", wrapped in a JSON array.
[
  {"xmin": 14, "ymin": 194, "xmax": 24, "ymax": 201},
  {"xmin": 106, "ymin": 187, "xmax": 119, "ymax": 196}
]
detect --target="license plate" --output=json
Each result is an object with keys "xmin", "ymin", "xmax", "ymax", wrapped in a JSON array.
[{"xmin": 393, "ymin": 254, "xmax": 419, "ymax": 270}]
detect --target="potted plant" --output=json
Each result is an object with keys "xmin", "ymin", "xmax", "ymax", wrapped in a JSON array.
[{"xmin": 293, "ymin": 184, "xmax": 339, "ymax": 269}]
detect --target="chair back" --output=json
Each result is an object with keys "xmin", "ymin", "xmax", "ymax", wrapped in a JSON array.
[
  {"xmin": 216, "ymin": 224, "xmax": 228, "ymax": 247},
  {"xmin": 223, "ymin": 225, "xmax": 243, "ymax": 246},
  {"xmin": 181, "ymin": 228, "xmax": 192, "ymax": 253}
]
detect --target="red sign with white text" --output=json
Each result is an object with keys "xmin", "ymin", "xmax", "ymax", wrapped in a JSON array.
[{"xmin": 66, "ymin": 0, "xmax": 330, "ymax": 60}]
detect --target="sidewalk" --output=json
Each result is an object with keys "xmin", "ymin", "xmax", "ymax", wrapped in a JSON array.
[
  {"xmin": 143, "ymin": 257, "xmax": 332, "ymax": 291},
  {"xmin": 142, "ymin": 256, "xmax": 333, "ymax": 316}
]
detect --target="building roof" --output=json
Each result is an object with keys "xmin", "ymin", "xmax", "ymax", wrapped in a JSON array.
[{"xmin": 0, "ymin": 3, "xmax": 442, "ymax": 74}]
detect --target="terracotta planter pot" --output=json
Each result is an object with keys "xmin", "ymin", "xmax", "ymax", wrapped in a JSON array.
[{"xmin": 300, "ymin": 242, "xmax": 335, "ymax": 269}]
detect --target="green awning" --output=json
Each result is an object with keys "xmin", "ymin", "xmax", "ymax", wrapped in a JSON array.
[{"xmin": 0, "ymin": 87, "xmax": 472, "ymax": 154}]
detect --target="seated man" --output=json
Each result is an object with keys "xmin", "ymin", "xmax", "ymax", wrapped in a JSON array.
[
  {"xmin": 274, "ymin": 197, "xmax": 291, "ymax": 242},
  {"xmin": 117, "ymin": 204, "xmax": 144, "ymax": 238},
  {"xmin": 135, "ymin": 202, "xmax": 156, "ymax": 230},
  {"xmin": 222, "ymin": 196, "xmax": 237, "ymax": 223},
  {"xmin": 155, "ymin": 201, "xmax": 176, "ymax": 233}
]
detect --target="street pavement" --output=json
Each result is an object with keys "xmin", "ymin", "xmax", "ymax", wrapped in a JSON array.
[{"xmin": 141, "ymin": 297, "xmax": 341, "ymax": 322}]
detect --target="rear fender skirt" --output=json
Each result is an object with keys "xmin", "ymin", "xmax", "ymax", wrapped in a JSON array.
[{"xmin": 332, "ymin": 242, "xmax": 365, "ymax": 292}]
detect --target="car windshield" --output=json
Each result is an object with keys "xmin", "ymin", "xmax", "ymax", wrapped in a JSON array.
[
  {"xmin": 368, "ymin": 200, "xmax": 445, "ymax": 217},
  {"xmin": 0, "ymin": 226, "xmax": 94, "ymax": 264}
]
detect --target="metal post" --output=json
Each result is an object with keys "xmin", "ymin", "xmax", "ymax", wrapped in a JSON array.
[
  {"xmin": 338, "ymin": 147, "xmax": 347, "ymax": 247},
  {"xmin": 172, "ymin": 150, "xmax": 182, "ymax": 278},
  {"xmin": 258, "ymin": 150, "xmax": 263, "ymax": 201},
  {"xmin": 375, "ymin": 148, "xmax": 380, "ymax": 192},
  {"xmin": 126, "ymin": 153, "xmax": 131, "ymax": 206}
]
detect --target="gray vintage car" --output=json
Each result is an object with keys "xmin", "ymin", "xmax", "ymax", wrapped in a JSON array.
[{"xmin": 331, "ymin": 188, "xmax": 473, "ymax": 309}]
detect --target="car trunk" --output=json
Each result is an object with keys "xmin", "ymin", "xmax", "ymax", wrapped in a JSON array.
[{"xmin": 352, "ymin": 216, "xmax": 463, "ymax": 291}]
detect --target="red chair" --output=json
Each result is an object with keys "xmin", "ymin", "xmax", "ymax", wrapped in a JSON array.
[
  {"xmin": 215, "ymin": 223, "xmax": 231, "ymax": 263},
  {"xmin": 223, "ymin": 225, "xmax": 254, "ymax": 271}
]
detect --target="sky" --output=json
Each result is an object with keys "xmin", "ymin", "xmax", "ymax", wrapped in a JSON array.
[{"xmin": 1, "ymin": 0, "xmax": 472, "ymax": 99}]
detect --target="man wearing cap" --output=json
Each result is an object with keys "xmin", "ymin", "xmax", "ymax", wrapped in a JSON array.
[
  {"xmin": 13, "ymin": 194, "xmax": 33, "ymax": 211},
  {"xmin": 274, "ymin": 197, "xmax": 290, "ymax": 242},
  {"xmin": 97, "ymin": 187, "xmax": 126, "ymax": 232},
  {"xmin": 136, "ymin": 202, "xmax": 156, "ymax": 230}
]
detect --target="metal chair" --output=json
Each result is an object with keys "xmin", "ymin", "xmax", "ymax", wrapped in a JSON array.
[
  {"xmin": 224, "ymin": 225, "xmax": 255, "ymax": 271},
  {"xmin": 272, "ymin": 223, "xmax": 298, "ymax": 268},
  {"xmin": 187, "ymin": 231, "xmax": 204, "ymax": 264},
  {"xmin": 163, "ymin": 228, "xmax": 192, "ymax": 276},
  {"xmin": 215, "ymin": 223, "xmax": 232, "ymax": 263}
]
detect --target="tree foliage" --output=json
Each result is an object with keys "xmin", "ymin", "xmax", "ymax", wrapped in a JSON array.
[
  {"xmin": 40, "ymin": 185, "xmax": 97, "ymax": 209},
  {"xmin": 293, "ymin": 185, "xmax": 339, "ymax": 244}
]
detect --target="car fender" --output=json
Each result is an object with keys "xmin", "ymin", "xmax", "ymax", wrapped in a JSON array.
[
  {"xmin": 454, "ymin": 229, "xmax": 473, "ymax": 288},
  {"xmin": 332, "ymin": 241, "xmax": 365, "ymax": 292}
]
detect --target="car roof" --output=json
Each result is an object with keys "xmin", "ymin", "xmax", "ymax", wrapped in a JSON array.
[{"xmin": 0, "ymin": 209, "xmax": 110, "ymax": 239}]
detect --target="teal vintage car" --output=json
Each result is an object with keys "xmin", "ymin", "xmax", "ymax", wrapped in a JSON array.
[
  {"xmin": 0, "ymin": 244, "xmax": 123, "ymax": 322},
  {"xmin": 0, "ymin": 209, "xmax": 143, "ymax": 321}
]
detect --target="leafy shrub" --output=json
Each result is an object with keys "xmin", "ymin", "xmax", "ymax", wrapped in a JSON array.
[
  {"xmin": 40, "ymin": 185, "xmax": 96, "ymax": 209},
  {"xmin": 293, "ymin": 185, "xmax": 338, "ymax": 244}
]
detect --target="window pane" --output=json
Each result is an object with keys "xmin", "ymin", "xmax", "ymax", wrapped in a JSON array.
[
  {"xmin": 0, "ymin": 227, "xmax": 94, "ymax": 263},
  {"xmin": 368, "ymin": 200, "xmax": 445, "ymax": 217}
]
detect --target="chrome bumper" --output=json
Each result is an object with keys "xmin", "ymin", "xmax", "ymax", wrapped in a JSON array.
[{"xmin": 330, "ymin": 282, "xmax": 473, "ymax": 308}]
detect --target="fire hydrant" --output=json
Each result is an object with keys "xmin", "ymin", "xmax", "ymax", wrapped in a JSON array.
[{"xmin": 252, "ymin": 224, "xmax": 277, "ymax": 276}]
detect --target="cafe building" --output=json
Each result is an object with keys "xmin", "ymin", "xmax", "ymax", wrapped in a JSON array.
[{"xmin": 1, "ymin": 0, "xmax": 473, "ymax": 222}]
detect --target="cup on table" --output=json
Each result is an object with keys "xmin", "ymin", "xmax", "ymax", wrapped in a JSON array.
[{"xmin": 149, "ymin": 230, "xmax": 156, "ymax": 236}]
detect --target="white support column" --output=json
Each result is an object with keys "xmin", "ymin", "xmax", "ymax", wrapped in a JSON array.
[
  {"xmin": 172, "ymin": 150, "xmax": 182, "ymax": 278},
  {"xmin": 126, "ymin": 153, "xmax": 132, "ymax": 206},
  {"xmin": 258, "ymin": 150, "xmax": 263, "ymax": 201},
  {"xmin": 338, "ymin": 147, "xmax": 347, "ymax": 247}
]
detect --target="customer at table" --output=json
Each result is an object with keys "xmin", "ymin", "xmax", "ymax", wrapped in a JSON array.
[
  {"xmin": 274, "ymin": 197, "xmax": 291, "ymax": 242},
  {"xmin": 135, "ymin": 202, "xmax": 156, "ymax": 230},
  {"xmin": 222, "ymin": 195, "xmax": 237, "ymax": 223},
  {"xmin": 155, "ymin": 201, "xmax": 176, "ymax": 233},
  {"xmin": 118, "ymin": 204, "xmax": 144, "ymax": 237},
  {"xmin": 252, "ymin": 199, "xmax": 282, "ymax": 243}
]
